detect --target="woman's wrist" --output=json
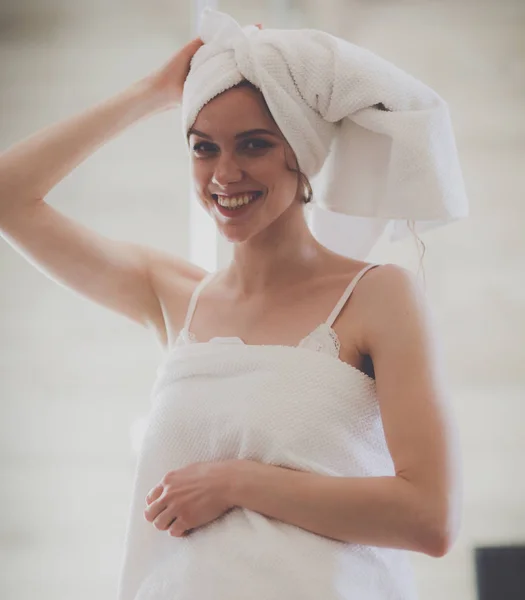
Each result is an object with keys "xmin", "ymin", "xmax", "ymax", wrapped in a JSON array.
[{"xmin": 133, "ymin": 75, "xmax": 181, "ymax": 116}]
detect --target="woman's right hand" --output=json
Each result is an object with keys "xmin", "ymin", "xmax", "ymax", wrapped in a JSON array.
[
  {"xmin": 144, "ymin": 24, "xmax": 262, "ymax": 114},
  {"xmin": 145, "ymin": 37, "xmax": 204, "ymax": 112}
]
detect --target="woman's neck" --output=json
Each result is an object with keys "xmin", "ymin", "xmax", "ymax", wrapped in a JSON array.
[{"xmin": 225, "ymin": 228, "xmax": 333, "ymax": 297}]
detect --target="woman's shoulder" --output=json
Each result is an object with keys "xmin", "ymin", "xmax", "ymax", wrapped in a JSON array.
[
  {"xmin": 361, "ymin": 262, "xmax": 421, "ymax": 297},
  {"xmin": 321, "ymin": 256, "xmax": 410, "ymax": 293},
  {"xmin": 352, "ymin": 262, "xmax": 429, "ymax": 355},
  {"xmin": 349, "ymin": 261, "xmax": 422, "ymax": 314},
  {"xmin": 366, "ymin": 261, "xmax": 414, "ymax": 281}
]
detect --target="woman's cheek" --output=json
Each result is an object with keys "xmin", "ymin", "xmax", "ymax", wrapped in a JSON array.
[{"xmin": 191, "ymin": 163, "xmax": 211, "ymax": 198}]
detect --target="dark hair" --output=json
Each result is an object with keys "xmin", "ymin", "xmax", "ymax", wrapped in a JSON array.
[{"xmin": 233, "ymin": 79, "xmax": 313, "ymax": 204}]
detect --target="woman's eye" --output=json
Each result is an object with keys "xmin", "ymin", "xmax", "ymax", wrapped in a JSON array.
[
  {"xmin": 192, "ymin": 142, "xmax": 216, "ymax": 154},
  {"xmin": 191, "ymin": 139, "xmax": 272, "ymax": 155},
  {"xmin": 242, "ymin": 139, "xmax": 272, "ymax": 151}
]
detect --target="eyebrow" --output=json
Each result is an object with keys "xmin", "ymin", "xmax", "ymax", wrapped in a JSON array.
[{"xmin": 187, "ymin": 128, "xmax": 280, "ymax": 141}]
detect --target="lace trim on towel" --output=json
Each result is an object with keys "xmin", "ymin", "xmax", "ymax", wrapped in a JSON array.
[
  {"xmin": 185, "ymin": 329, "xmax": 198, "ymax": 344},
  {"xmin": 174, "ymin": 322, "xmax": 341, "ymax": 359},
  {"xmin": 298, "ymin": 322, "xmax": 341, "ymax": 359}
]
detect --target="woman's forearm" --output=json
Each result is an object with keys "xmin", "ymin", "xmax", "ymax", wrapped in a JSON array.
[
  {"xmin": 224, "ymin": 460, "xmax": 452, "ymax": 557},
  {"xmin": 0, "ymin": 76, "xmax": 163, "ymax": 215}
]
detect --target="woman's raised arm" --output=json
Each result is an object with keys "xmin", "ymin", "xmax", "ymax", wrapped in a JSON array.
[{"xmin": 0, "ymin": 39, "xmax": 203, "ymax": 338}]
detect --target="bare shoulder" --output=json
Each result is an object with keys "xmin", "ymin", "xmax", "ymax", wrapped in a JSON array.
[
  {"xmin": 359, "ymin": 262, "xmax": 422, "ymax": 300},
  {"xmin": 144, "ymin": 247, "xmax": 209, "ymax": 348},
  {"xmin": 354, "ymin": 262, "xmax": 424, "ymax": 307},
  {"xmin": 352, "ymin": 263, "xmax": 430, "ymax": 354}
]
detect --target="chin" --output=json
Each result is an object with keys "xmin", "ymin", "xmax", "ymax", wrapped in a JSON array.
[{"xmin": 218, "ymin": 227, "xmax": 258, "ymax": 244}]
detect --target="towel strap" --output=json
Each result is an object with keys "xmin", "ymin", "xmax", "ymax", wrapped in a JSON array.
[
  {"xmin": 325, "ymin": 263, "xmax": 381, "ymax": 327},
  {"xmin": 183, "ymin": 271, "xmax": 217, "ymax": 331}
]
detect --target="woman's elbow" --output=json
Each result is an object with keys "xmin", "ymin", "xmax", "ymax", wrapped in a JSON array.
[
  {"xmin": 419, "ymin": 506, "xmax": 461, "ymax": 558},
  {"xmin": 422, "ymin": 528, "xmax": 454, "ymax": 558}
]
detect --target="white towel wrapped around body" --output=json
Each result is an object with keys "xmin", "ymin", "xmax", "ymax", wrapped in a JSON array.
[{"xmin": 182, "ymin": 8, "xmax": 468, "ymax": 259}]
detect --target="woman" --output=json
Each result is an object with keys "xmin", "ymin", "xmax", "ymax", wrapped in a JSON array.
[{"xmin": 0, "ymin": 10, "xmax": 463, "ymax": 600}]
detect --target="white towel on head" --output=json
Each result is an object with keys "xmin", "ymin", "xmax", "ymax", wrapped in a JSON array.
[{"xmin": 182, "ymin": 8, "xmax": 468, "ymax": 259}]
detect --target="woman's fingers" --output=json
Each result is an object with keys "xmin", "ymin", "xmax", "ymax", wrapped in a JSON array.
[
  {"xmin": 169, "ymin": 517, "xmax": 190, "ymax": 538},
  {"xmin": 144, "ymin": 485, "xmax": 166, "ymax": 523},
  {"xmin": 153, "ymin": 505, "xmax": 178, "ymax": 531},
  {"xmin": 145, "ymin": 484, "xmax": 163, "ymax": 505},
  {"xmin": 182, "ymin": 37, "xmax": 204, "ymax": 56},
  {"xmin": 145, "ymin": 36, "xmax": 204, "ymax": 111}
]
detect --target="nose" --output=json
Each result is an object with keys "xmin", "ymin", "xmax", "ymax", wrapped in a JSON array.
[{"xmin": 211, "ymin": 152, "xmax": 243, "ymax": 188}]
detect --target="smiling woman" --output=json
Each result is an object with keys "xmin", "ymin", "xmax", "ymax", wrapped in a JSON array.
[
  {"xmin": 185, "ymin": 81, "xmax": 312, "ymax": 242},
  {"xmin": 0, "ymin": 6, "xmax": 468, "ymax": 600},
  {"xmin": 107, "ymin": 7, "xmax": 468, "ymax": 597}
]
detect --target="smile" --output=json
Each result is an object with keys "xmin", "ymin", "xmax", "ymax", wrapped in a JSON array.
[{"xmin": 212, "ymin": 191, "xmax": 263, "ymax": 210}]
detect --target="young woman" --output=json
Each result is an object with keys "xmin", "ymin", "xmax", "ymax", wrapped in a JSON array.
[{"xmin": 0, "ymin": 15, "xmax": 462, "ymax": 600}]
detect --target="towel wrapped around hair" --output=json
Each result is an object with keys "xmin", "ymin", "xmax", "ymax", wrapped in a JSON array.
[{"xmin": 182, "ymin": 8, "xmax": 468, "ymax": 259}]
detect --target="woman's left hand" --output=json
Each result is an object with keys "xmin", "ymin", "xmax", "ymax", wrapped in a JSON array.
[{"xmin": 144, "ymin": 461, "xmax": 236, "ymax": 538}]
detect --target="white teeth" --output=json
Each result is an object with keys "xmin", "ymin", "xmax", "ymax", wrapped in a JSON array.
[{"xmin": 216, "ymin": 192, "xmax": 260, "ymax": 209}]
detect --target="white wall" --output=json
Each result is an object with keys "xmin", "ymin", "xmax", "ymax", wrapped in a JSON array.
[{"xmin": 1, "ymin": 1, "xmax": 523, "ymax": 599}]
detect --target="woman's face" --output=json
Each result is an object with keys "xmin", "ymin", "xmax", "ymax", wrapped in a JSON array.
[{"xmin": 188, "ymin": 85, "xmax": 301, "ymax": 243}]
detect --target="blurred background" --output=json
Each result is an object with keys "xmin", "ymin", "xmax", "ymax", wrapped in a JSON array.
[{"xmin": 0, "ymin": 0, "xmax": 524, "ymax": 599}]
